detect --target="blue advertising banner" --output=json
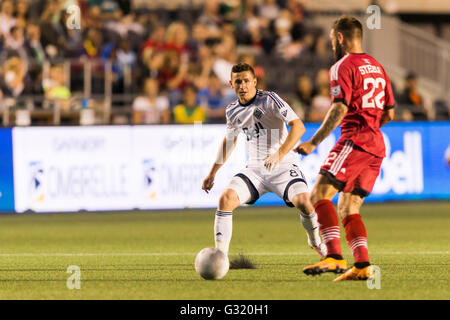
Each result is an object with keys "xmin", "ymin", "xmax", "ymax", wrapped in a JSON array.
[
  {"xmin": 0, "ymin": 128, "xmax": 14, "ymax": 212},
  {"xmin": 256, "ymin": 122, "xmax": 450, "ymax": 205}
]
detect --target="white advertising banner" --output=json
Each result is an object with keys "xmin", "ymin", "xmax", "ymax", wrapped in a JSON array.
[
  {"xmin": 132, "ymin": 124, "xmax": 246, "ymax": 209},
  {"xmin": 12, "ymin": 125, "xmax": 246, "ymax": 212},
  {"xmin": 13, "ymin": 126, "xmax": 137, "ymax": 212}
]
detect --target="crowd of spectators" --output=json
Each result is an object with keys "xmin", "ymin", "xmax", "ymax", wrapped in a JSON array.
[{"xmin": 0, "ymin": 0, "xmax": 448, "ymax": 125}]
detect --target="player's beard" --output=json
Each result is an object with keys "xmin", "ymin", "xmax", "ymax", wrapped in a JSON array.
[{"xmin": 333, "ymin": 39, "xmax": 345, "ymax": 62}]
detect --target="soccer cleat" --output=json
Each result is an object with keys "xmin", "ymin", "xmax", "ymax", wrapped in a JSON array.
[
  {"xmin": 333, "ymin": 265, "xmax": 374, "ymax": 281},
  {"xmin": 303, "ymin": 257, "xmax": 348, "ymax": 276}
]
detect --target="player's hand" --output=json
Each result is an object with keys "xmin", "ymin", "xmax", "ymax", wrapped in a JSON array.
[
  {"xmin": 202, "ymin": 174, "xmax": 215, "ymax": 193},
  {"xmin": 294, "ymin": 141, "xmax": 316, "ymax": 155},
  {"xmin": 264, "ymin": 152, "xmax": 283, "ymax": 171}
]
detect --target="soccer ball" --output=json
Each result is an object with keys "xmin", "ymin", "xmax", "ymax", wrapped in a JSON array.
[{"xmin": 195, "ymin": 247, "xmax": 229, "ymax": 280}]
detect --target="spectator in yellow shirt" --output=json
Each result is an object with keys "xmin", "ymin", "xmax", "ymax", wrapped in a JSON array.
[{"xmin": 173, "ymin": 84, "xmax": 206, "ymax": 124}]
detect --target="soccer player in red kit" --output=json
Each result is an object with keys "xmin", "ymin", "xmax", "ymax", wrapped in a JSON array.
[{"xmin": 295, "ymin": 16, "xmax": 395, "ymax": 281}]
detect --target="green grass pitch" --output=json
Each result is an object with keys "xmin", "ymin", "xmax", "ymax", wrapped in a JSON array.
[{"xmin": 0, "ymin": 201, "xmax": 448, "ymax": 300}]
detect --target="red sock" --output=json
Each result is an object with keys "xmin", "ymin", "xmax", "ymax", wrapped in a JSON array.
[
  {"xmin": 343, "ymin": 214, "xmax": 369, "ymax": 264},
  {"xmin": 314, "ymin": 200, "xmax": 341, "ymax": 256}
]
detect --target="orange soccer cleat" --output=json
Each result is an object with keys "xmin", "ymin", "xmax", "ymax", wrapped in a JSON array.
[
  {"xmin": 303, "ymin": 257, "xmax": 348, "ymax": 276},
  {"xmin": 333, "ymin": 265, "xmax": 374, "ymax": 281}
]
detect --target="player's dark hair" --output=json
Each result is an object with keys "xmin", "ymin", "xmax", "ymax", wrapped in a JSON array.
[
  {"xmin": 332, "ymin": 15, "xmax": 363, "ymax": 40},
  {"xmin": 231, "ymin": 63, "xmax": 255, "ymax": 78}
]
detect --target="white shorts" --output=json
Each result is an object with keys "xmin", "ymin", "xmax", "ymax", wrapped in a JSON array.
[{"xmin": 226, "ymin": 162, "xmax": 309, "ymax": 207}]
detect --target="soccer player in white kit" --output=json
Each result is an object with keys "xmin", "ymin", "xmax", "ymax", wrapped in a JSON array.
[{"xmin": 202, "ymin": 63, "xmax": 326, "ymax": 259}]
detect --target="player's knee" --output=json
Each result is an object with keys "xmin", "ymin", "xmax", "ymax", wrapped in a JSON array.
[
  {"xmin": 218, "ymin": 189, "xmax": 240, "ymax": 210},
  {"xmin": 310, "ymin": 189, "xmax": 322, "ymax": 206},
  {"xmin": 292, "ymin": 193, "xmax": 313, "ymax": 213},
  {"xmin": 337, "ymin": 205, "xmax": 350, "ymax": 220}
]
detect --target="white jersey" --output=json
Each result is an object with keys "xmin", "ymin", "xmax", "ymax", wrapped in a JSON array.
[{"xmin": 225, "ymin": 90, "xmax": 299, "ymax": 168}]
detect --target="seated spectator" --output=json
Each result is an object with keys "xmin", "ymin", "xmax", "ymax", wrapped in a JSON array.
[
  {"xmin": 132, "ymin": 78, "xmax": 170, "ymax": 125},
  {"xmin": 0, "ymin": 0, "xmax": 16, "ymax": 40},
  {"xmin": 258, "ymin": 0, "xmax": 280, "ymax": 22},
  {"xmin": 274, "ymin": 10, "xmax": 294, "ymax": 59},
  {"xmin": 239, "ymin": 53, "xmax": 265, "ymax": 81},
  {"xmin": 160, "ymin": 50, "xmax": 190, "ymax": 107},
  {"xmin": 288, "ymin": 0, "xmax": 307, "ymax": 41},
  {"xmin": 43, "ymin": 64, "xmax": 71, "ymax": 111},
  {"xmin": 117, "ymin": 38, "xmax": 137, "ymax": 71},
  {"xmin": 197, "ymin": 73, "xmax": 226, "ymax": 124},
  {"xmin": 0, "ymin": 56, "xmax": 42, "ymax": 109},
  {"xmin": 314, "ymin": 68, "xmax": 329, "ymax": 94},
  {"xmin": 82, "ymin": 28, "xmax": 103, "ymax": 59},
  {"xmin": 3, "ymin": 25, "xmax": 28, "ymax": 63},
  {"xmin": 295, "ymin": 75, "xmax": 314, "ymax": 117},
  {"xmin": 141, "ymin": 25, "xmax": 166, "ymax": 56},
  {"xmin": 212, "ymin": 34, "xmax": 236, "ymax": 85},
  {"xmin": 308, "ymin": 85, "xmax": 330, "ymax": 123},
  {"xmin": 398, "ymin": 72, "xmax": 428, "ymax": 120},
  {"xmin": 25, "ymin": 22, "xmax": 45, "ymax": 66},
  {"xmin": 314, "ymin": 33, "xmax": 333, "ymax": 68},
  {"xmin": 15, "ymin": 0, "xmax": 29, "ymax": 28},
  {"xmin": 165, "ymin": 22, "xmax": 191, "ymax": 60},
  {"xmin": 197, "ymin": 0, "xmax": 222, "ymax": 38},
  {"xmin": 433, "ymin": 99, "xmax": 450, "ymax": 120},
  {"xmin": 85, "ymin": 5, "xmax": 104, "ymax": 30},
  {"xmin": 173, "ymin": 85, "xmax": 206, "ymax": 124}
]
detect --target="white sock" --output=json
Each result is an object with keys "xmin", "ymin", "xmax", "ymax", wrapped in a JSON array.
[
  {"xmin": 214, "ymin": 210, "xmax": 233, "ymax": 256},
  {"xmin": 300, "ymin": 211, "xmax": 321, "ymax": 246}
]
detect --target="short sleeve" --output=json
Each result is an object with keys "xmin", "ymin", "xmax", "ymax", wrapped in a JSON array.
[
  {"xmin": 268, "ymin": 92, "xmax": 299, "ymax": 123},
  {"xmin": 132, "ymin": 97, "xmax": 148, "ymax": 111},
  {"xmin": 329, "ymin": 63, "xmax": 353, "ymax": 106},
  {"xmin": 156, "ymin": 96, "xmax": 169, "ymax": 112},
  {"xmin": 383, "ymin": 72, "xmax": 395, "ymax": 110},
  {"xmin": 225, "ymin": 111, "xmax": 239, "ymax": 141}
]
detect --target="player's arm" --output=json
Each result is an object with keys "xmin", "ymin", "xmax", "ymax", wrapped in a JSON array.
[
  {"xmin": 202, "ymin": 136, "xmax": 238, "ymax": 193},
  {"xmin": 264, "ymin": 119, "xmax": 305, "ymax": 170},
  {"xmin": 380, "ymin": 71, "xmax": 396, "ymax": 128},
  {"xmin": 379, "ymin": 108, "xmax": 394, "ymax": 127},
  {"xmin": 295, "ymin": 102, "xmax": 348, "ymax": 155}
]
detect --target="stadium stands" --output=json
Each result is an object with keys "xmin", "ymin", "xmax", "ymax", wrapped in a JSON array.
[{"xmin": 0, "ymin": 0, "xmax": 448, "ymax": 126}]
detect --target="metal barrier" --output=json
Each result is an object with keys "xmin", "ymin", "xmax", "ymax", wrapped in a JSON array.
[{"xmin": 398, "ymin": 24, "xmax": 450, "ymax": 104}]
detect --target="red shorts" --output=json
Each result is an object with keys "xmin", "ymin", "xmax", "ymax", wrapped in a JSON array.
[{"xmin": 320, "ymin": 140, "xmax": 383, "ymax": 197}]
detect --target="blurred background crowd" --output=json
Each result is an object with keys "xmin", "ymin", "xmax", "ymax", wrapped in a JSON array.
[{"xmin": 0, "ymin": 0, "xmax": 448, "ymax": 126}]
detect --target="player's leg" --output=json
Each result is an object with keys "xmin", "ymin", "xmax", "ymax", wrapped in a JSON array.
[
  {"xmin": 301, "ymin": 174, "xmax": 348, "ymax": 275},
  {"xmin": 215, "ymin": 169, "xmax": 264, "ymax": 256},
  {"xmin": 310, "ymin": 173, "xmax": 343, "ymax": 259},
  {"xmin": 333, "ymin": 192, "xmax": 374, "ymax": 281},
  {"xmin": 333, "ymin": 155, "xmax": 382, "ymax": 281},
  {"xmin": 290, "ymin": 192, "xmax": 326, "ymax": 258},
  {"xmin": 337, "ymin": 192, "xmax": 370, "ymax": 267},
  {"xmin": 301, "ymin": 141, "xmax": 361, "ymax": 274},
  {"xmin": 214, "ymin": 188, "xmax": 240, "ymax": 256},
  {"xmin": 267, "ymin": 163, "xmax": 326, "ymax": 257}
]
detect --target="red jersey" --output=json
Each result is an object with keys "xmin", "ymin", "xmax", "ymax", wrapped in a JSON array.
[{"xmin": 329, "ymin": 53, "xmax": 395, "ymax": 157}]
